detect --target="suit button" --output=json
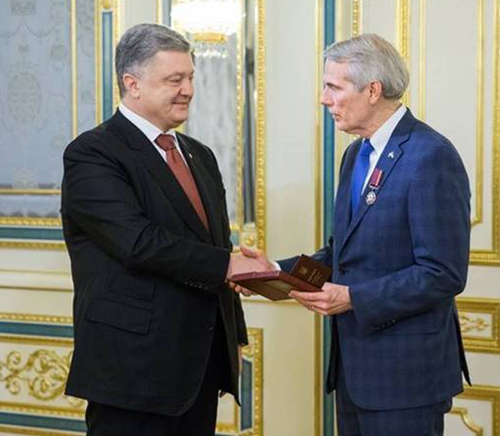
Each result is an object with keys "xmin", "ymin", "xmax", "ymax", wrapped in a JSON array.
[{"xmin": 207, "ymin": 324, "xmax": 214, "ymax": 331}]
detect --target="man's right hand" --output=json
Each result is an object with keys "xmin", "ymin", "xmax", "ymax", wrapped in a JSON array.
[{"xmin": 226, "ymin": 247, "xmax": 276, "ymax": 296}]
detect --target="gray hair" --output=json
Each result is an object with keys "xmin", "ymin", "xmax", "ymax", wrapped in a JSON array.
[
  {"xmin": 115, "ymin": 23, "xmax": 191, "ymax": 97},
  {"xmin": 324, "ymin": 33, "xmax": 409, "ymax": 100}
]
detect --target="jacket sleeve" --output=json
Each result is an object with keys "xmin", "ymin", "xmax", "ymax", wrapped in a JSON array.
[
  {"xmin": 278, "ymin": 235, "xmax": 333, "ymax": 274},
  {"xmin": 61, "ymin": 135, "xmax": 230, "ymax": 291},
  {"xmin": 349, "ymin": 140, "xmax": 471, "ymax": 333}
]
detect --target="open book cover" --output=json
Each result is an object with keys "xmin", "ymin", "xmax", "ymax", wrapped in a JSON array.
[{"xmin": 231, "ymin": 255, "xmax": 332, "ymax": 301}]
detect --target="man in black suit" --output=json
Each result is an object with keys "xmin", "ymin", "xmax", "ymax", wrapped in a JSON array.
[{"xmin": 61, "ymin": 23, "xmax": 265, "ymax": 436}]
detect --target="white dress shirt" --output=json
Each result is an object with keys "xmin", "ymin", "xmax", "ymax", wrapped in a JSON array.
[
  {"xmin": 362, "ymin": 105, "xmax": 407, "ymax": 191},
  {"xmin": 118, "ymin": 103, "xmax": 187, "ymax": 165}
]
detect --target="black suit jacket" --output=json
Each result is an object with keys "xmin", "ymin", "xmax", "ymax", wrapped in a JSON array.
[{"xmin": 61, "ymin": 111, "xmax": 247, "ymax": 416}]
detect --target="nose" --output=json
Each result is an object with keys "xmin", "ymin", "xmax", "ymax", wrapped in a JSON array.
[
  {"xmin": 180, "ymin": 77, "xmax": 194, "ymax": 96},
  {"xmin": 320, "ymin": 86, "xmax": 331, "ymax": 106}
]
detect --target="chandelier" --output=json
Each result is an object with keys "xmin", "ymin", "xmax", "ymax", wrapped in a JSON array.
[{"xmin": 171, "ymin": 0, "xmax": 242, "ymax": 59}]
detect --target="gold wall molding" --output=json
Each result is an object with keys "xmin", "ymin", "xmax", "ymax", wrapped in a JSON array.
[
  {"xmin": 471, "ymin": 0, "xmax": 500, "ymax": 265},
  {"xmin": 417, "ymin": 0, "xmax": 426, "ymax": 120},
  {"xmin": 449, "ymin": 406, "xmax": 484, "ymax": 435},
  {"xmin": 0, "ymin": 190, "xmax": 60, "ymax": 196},
  {"xmin": 0, "ymin": 425, "xmax": 81, "ymax": 436},
  {"xmin": 314, "ymin": 2, "xmax": 324, "ymax": 434},
  {"xmin": 314, "ymin": 0, "xmax": 324, "ymax": 253},
  {"xmin": 0, "ymin": 314, "xmax": 72, "ymax": 325},
  {"xmin": 351, "ymin": 0, "xmax": 362, "ymax": 36},
  {"xmin": 255, "ymin": 0, "xmax": 267, "ymax": 252},
  {"xmin": 0, "ymin": 241, "xmax": 66, "ymax": 251},
  {"xmin": 457, "ymin": 384, "xmax": 500, "ymax": 436},
  {"xmin": 314, "ymin": 313, "xmax": 321, "ymax": 436},
  {"xmin": 0, "ymin": 337, "xmax": 73, "ymax": 349},
  {"xmin": 472, "ymin": 0, "xmax": 485, "ymax": 229},
  {"xmin": 236, "ymin": 0, "xmax": 245, "ymax": 231},
  {"xmin": 0, "ymin": 285, "xmax": 71, "ymax": 293},
  {"xmin": 94, "ymin": 0, "xmax": 120, "ymax": 124},
  {"xmin": 71, "ymin": 0, "xmax": 77, "ymax": 140},
  {"xmin": 396, "ymin": 0, "xmax": 410, "ymax": 106},
  {"xmin": 0, "ymin": 312, "xmax": 73, "ymax": 347},
  {"xmin": 156, "ymin": 0, "xmax": 163, "ymax": 24},
  {"xmin": 457, "ymin": 297, "xmax": 500, "ymax": 354},
  {"xmin": 0, "ymin": 401, "xmax": 84, "ymax": 419},
  {"xmin": 0, "ymin": 218, "xmax": 61, "ymax": 227}
]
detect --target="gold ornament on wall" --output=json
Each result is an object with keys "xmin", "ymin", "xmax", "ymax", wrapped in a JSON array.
[
  {"xmin": 459, "ymin": 313, "xmax": 490, "ymax": 334},
  {"xmin": 0, "ymin": 349, "xmax": 80, "ymax": 406}
]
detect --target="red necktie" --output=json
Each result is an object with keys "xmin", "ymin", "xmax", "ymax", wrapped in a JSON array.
[{"xmin": 155, "ymin": 134, "xmax": 210, "ymax": 231}]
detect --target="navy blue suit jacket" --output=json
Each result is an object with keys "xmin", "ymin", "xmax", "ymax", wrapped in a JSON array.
[{"xmin": 281, "ymin": 109, "xmax": 470, "ymax": 410}]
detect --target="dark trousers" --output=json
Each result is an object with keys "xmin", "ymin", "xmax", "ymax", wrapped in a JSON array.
[
  {"xmin": 335, "ymin": 356, "xmax": 452, "ymax": 436},
  {"xmin": 85, "ymin": 314, "xmax": 230, "ymax": 436}
]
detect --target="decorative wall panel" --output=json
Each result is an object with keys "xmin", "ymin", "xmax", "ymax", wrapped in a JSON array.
[
  {"xmin": 0, "ymin": 0, "xmax": 75, "ymax": 232},
  {"xmin": 458, "ymin": 297, "xmax": 500, "ymax": 354},
  {"xmin": 0, "ymin": 0, "xmax": 120, "ymax": 250}
]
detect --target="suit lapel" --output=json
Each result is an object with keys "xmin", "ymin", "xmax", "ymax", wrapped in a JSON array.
[
  {"xmin": 109, "ymin": 112, "xmax": 212, "ymax": 244},
  {"xmin": 334, "ymin": 139, "xmax": 360, "ymax": 248},
  {"xmin": 177, "ymin": 134, "xmax": 225, "ymax": 247},
  {"xmin": 337, "ymin": 110, "xmax": 416, "ymax": 258}
]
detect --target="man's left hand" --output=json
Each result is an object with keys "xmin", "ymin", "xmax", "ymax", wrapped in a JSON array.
[{"xmin": 289, "ymin": 282, "xmax": 352, "ymax": 316}]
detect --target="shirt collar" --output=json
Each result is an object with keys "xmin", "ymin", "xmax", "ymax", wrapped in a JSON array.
[
  {"xmin": 367, "ymin": 105, "xmax": 407, "ymax": 156},
  {"xmin": 118, "ymin": 103, "xmax": 177, "ymax": 143}
]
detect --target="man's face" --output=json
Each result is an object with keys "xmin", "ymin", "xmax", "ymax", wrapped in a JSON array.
[
  {"xmin": 131, "ymin": 50, "xmax": 194, "ymax": 131},
  {"xmin": 320, "ymin": 60, "xmax": 373, "ymax": 135}
]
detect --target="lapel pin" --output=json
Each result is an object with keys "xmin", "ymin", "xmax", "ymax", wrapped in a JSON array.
[{"xmin": 388, "ymin": 151, "xmax": 395, "ymax": 159}]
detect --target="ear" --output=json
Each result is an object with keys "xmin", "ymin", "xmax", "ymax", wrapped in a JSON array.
[
  {"xmin": 122, "ymin": 73, "xmax": 141, "ymax": 99},
  {"xmin": 367, "ymin": 81, "xmax": 383, "ymax": 104}
]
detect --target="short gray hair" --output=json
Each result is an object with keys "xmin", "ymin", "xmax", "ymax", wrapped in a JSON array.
[
  {"xmin": 115, "ymin": 23, "xmax": 191, "ymax": 97},
  {"xmin": 324, "ymin": 33, "xmax": 409, "ymax": 100}
]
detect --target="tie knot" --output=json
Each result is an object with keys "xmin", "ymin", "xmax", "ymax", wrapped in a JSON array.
[
  {"xmin": 360, "ymin": 139, "xmax": 374, "ymax": 157},
  {"xmin": 155, "ymin": 134, "xmax": 176, "ymax": 152}
]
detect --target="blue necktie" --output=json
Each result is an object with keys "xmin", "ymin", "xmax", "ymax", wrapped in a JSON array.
[{"xmin": 351, "ymin": 139, "xmax": 374, "ymax": 213}]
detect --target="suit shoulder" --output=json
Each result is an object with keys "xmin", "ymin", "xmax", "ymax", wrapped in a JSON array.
[
  {"xmin": 408, "ymin": 120, "xmax": 467, "ymax": 175},
  {"xmin": 411, "ymin": 119, "xmax": 454, "ymax": 149},
  {"xmin": 64, "ymin": 120, "xmax": 122, "ymax": 160}
]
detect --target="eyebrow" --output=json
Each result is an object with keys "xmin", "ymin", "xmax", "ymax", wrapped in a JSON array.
[{"xmin": 165, "ymin": 70, "xmax": 195, "ymax": 79}]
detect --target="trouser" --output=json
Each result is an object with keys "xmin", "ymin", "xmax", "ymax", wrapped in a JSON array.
[{"xmin": 335, "ymin": 355, "xmax": 452, "ymax": 436}]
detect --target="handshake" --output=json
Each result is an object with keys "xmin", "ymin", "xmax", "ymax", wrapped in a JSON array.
[
  {"xmin": 225, "ymin": 248, "xmax": 353, "ymax": 316},
  {"xmin": 225, "ymin": 247, "xmax": 275, "ymax": 296}
]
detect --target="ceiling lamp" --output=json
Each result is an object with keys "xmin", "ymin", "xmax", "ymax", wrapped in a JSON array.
[{"xmin": 171, "ymin": 0, "xmax": 242, "ymax": 58}]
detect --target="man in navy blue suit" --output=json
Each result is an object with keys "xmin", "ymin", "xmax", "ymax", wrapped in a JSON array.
[{"xmin": 248, "ymin": 34, "xmax": 471, "ymax": 435}]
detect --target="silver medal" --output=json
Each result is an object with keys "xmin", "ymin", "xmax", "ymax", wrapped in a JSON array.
[{"xmin": 366, "ymin": 191, "xmax": 377, "ymax": 205}]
